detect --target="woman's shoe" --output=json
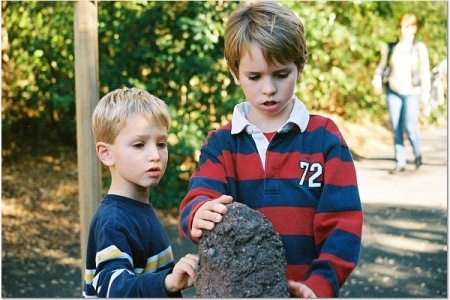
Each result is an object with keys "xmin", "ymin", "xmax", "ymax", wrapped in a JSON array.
[
  {"xmin": 415, "ymin": 156, "xmax": 422, "ymax": 169},
  {"xmin": 389, "ymin": 166, "xmax": 405, "ymax": 174}
]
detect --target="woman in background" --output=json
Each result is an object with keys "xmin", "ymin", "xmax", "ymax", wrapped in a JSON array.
[{"xmin": 372, "ymin": 13, "xmax": 431, "ymax": 174}]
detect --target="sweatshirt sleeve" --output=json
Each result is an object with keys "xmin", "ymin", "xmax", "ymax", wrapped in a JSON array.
[
  {"xmin": 303, "ymin": 119, "xmax": 364, "ymax": 297},
  {"xmin": 178, "ymin": 128, "xmax": 231, "ymax": 242}
]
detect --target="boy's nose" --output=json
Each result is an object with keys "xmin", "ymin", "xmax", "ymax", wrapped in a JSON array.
[
  {"xmin": 262, "ymin": 78, "xmax": 276, "ymax": 95},
  {"xmin": 147, "ymin": 145, "xmax": 161, "ymax": 162}
]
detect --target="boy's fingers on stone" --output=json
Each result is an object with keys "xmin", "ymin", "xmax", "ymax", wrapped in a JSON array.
[{"xmin": 212, "ymin": 204, "xmax": 227, "ymax": 215}]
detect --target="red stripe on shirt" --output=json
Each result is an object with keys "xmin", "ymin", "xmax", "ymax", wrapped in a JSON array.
[
  {"xmin": 256, "ymin": 206, "xmax": 315, "ymax": 236},
  {"xmin": 320, "ymin": 253, "xmax": 357, "ymax": 287},
  {"xmin": 286, "ymin": 264, "xmax": 310, "ymax": 282},
  {"xmin": 325, "ymin": 158, "xmax": 357, "ymax": 186},
  {"xmin": 303, "ymin": 273, "xmax": 336, "ymax": 297},
  {"xmin": 233, "ymin": 152, "xmax": 264, "ymax": 179},
  {"xmin": 266, "ymin": 151, "xmax": 324, "ymax": 179},
  {"xmin": 194, "ymin": 159, "xmax": 228, "ymax": 182},
  {"xmin": 315, "ymin": 210, "xmax": 363, "ymax": 244}
]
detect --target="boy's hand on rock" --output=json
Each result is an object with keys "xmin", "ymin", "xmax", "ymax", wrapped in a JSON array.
[
  {"xmin": 191, "ymin": 195, "xmax": 233, "ymax": 238},
  {"xmin": 165, "ymin": 254, "xmax": 199, "ymax": 293},
  {"xmin": 288, "ymin": 280, "xmax": 317, "ymax": 298}
]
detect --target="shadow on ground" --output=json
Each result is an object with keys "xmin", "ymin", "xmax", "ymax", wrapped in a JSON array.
[
  {"xmin": 2, "ymin": 204, "xmax": 447, "ymax": 298},
  {"xmin": 341, "ymin": 204, "xmax": 447, "ymax": 298}
]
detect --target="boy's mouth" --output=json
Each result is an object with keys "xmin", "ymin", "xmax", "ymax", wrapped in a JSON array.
[
  {"xmin": 263, "ymin": 100, "xmax": 277, "ymax": 106},
  {"xmin": 146, "ymin": 167, "xmax": 162, "ymax": 177}
]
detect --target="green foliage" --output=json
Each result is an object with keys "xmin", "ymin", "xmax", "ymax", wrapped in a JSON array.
[
  {"xmin": 3, "ymin": 1, "xmax": 447, "ymax": 208},
  {"xmin": 3, "ymin": 2, "xmax": 76, "ymax": 149}
]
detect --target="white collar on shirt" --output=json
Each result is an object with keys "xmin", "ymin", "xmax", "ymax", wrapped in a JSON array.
[{"xmin": 230, "ymin": 97, "xmax": 310, "ymax": 135}]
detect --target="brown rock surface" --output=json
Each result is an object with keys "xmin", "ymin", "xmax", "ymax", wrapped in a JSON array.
[{"xmin": 194, "ymin": 202, "xmax": 289, "ymax": 298}]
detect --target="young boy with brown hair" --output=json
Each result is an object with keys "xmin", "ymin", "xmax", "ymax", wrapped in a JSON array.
[
  {"xmin": 84, "ymin": 87, "xmax": 198, "ymax": 297},
  {"xmin": 178, "ymin": 2, "xmax": 363, "ymax": 297}
]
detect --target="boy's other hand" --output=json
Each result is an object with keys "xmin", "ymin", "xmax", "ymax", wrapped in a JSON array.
[
  {"xmin": 191, "ymin": 195, "xmax": 233, "ymax": 238},
  {"xmin": 165, "ymin": 254, "xmax": 199, "ymax": 293},
  {"xmin": 288, "ymin": 280, "xmax": 317, "ymax": 298}
]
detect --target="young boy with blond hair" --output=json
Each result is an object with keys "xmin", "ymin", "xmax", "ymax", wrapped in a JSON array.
[
  {"xmin": 84, "ymin": 87, "xmax": 198, "ymax": 297},
  {"xmin": 178, "ymin": 2, "xmax": 363, "ymax": 297}
]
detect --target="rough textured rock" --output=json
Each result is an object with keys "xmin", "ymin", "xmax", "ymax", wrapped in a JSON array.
[{"xmin": 195, "ymin": 202, "xmax": 289, "ymax": 298}]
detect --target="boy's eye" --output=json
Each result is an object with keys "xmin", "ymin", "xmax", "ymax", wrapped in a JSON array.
[
  {"xmin": 248, "ymin": 75, "xmax": 260, "ymax": 81},
  {"xmin": 133, "ymin": 143, "xmax": 145, "ymax": 149},
  {"xmin": 157, "ymin": 142, "xmax": 168, "ymax": 149},
  {"xmin": 276, "ymin": 73, "xmax": 289, "ymax": 78},
  {"xmin": 247, "ymin": 73, "xmax": 290, "ymax": 80}
]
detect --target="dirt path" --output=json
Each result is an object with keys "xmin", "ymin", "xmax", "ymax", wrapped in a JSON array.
[
  {"xmin": 355, "ymin": 124, "xmax": 447, "ymax": 208},
  {"xmin": 339, "ymin": 124, "xmax": 448, "ymax": 297}
]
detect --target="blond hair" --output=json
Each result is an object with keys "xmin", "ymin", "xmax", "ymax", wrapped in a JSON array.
[
  {"xmin": 92, "ymin": 87, "xmax": 170, "ymax": 144},
  {"xmin": 224, "ymin": 1, "xmax": 309, "ymax": 76}
]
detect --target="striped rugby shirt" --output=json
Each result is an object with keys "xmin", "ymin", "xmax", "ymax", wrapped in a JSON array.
[
  {"xmin": 83, "ymin": 194, "xmax": 181, "ymax": 298},
  {"xmin": 178, "ymin": 99, "xmax": 363, "ymax": 297}
]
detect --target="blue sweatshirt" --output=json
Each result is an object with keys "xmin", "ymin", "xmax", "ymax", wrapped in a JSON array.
[{"xmin": 83, "ymin": 194, "xmax": 181, "ymax": 298}]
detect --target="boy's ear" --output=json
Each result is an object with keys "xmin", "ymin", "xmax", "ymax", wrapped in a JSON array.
[
  {"xmin": 230, "ymin": 70, "xmax": 241, "ymax": 86},
  {"xmin": 296, "ymin": 68, "xmax": 303, "ymax": 82},
  {"xmin": 96, "ymin": 142, "xmax": 114, "ymax": 166}
]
